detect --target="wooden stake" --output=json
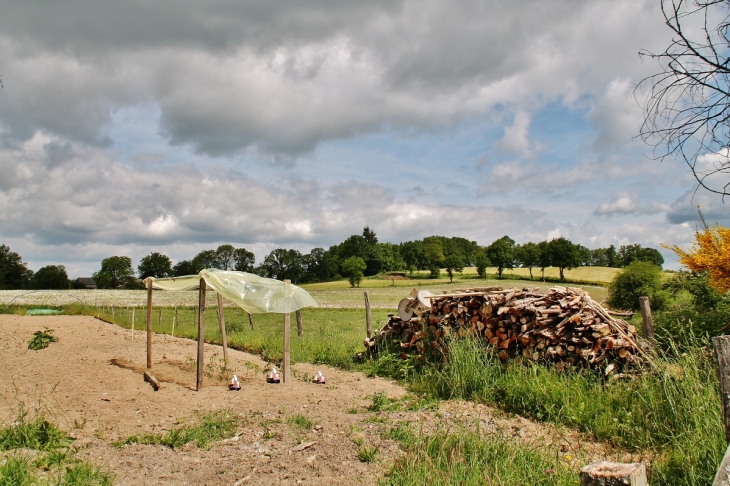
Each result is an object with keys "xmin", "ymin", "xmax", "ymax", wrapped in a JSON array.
[
  {"xmin": 296, "ymin": 309, "xmax": 303, "ymax": 337},
  {"xmin": 714, "ymin": 336, "xmax": 730, "ymax": 444},
  {"xmin": 579, "ymin": 461, "xmax": 647, "ymax": 486},
  {"xmin": 638, "ymin": 296, "xmax": 655, "ymax": 342},
  {"xmin": 143, "ymin": 371, "xmax": 161, "ymax": 391},
  {"xmin": 248, "ymin": 311, "xmax": 254, "ymax": 331},
  {"xmin": 196, "ymin": 278, "xmax": 206, "ymax": 391},
  {"xmin": 364, "ymin": 291, "xmax": 372, "ymax": 338},
  {"xmin": 283, "ymin": 279, "xmax": 291, "ymax": 384},
  {"xmin": 146, "ymin": 281, "xmax": 153, "ymax": 369},
  {"xmin": 217, "ymin": 293, "xmax": 229, "ymax": 363},
  {"xmin": 172, "ymin": 306, "xmax": 177, "ymax": 338}
]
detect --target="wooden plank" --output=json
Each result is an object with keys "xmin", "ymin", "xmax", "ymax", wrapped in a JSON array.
[
  {"xmin": 143, "ymin": 371, "xmax": 161, "ymax": 391},
  {"xmin": 197, "ymin": 277, "xmax": 206, "ymax": 391},
  {"xmin": 296, "ymin": 309, "xmax": 303, "ymax": 337},
  {"xmin": 638, "ymin": 296, "xmax": 655, "ymax": 342},
  {"xmin": 714, "ymin": 336, "xmax": 730, "ymax": 444},
  {"xmin": 217, "ymin": 293, "xmax": 229, "ymax": 363},
  {"xmin": 712, "ymin": 443, "xmax": 730, "ymax": 486},
  {"xmin": 579, "ymin": 461, "xmax": 647, "ymax": 486},
  {"xmin": 365, "ymin": 291, "xmax": 372, "ymax": 338},
  {"xmin": 283, "ymin": 279, "xmax": 291, "ymax": 384},
  {"xmin": 146, "ymin": 281, "xmax": 153, "ymax": 369}
]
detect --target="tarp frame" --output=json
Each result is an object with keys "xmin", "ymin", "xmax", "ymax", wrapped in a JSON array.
[{"xmin": 143, "ymin": 270, "xmax": 317, "ymax": 390}]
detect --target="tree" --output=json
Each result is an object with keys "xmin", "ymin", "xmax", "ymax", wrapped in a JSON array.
[
  {"xmin": 515, "ymin": 242, "xmax": 541, "ymax": 279},
  {"xmin": 30, "ymin": 265, "xmax": 68, "ymax": 289},
  {"xmin": 260, "ymin": 249, "xmax": 304, "ymax": 282},
  {"xmin": 423, "ymin": 237, "xmax": 445, "ymax": 269},
  {"xmin": 474, "ymin": 250, "xmax": 491, "ymax": 279},
  {"xmin": 400, "ymin": 241, "xmax": 425, "ymax": 276},
  {"xmin": 137, "ymin": 252, "xmax": 172, "ymax": 279},
  {"xmin": 486, "ymin": 236, "xmax": 515, "ymax": 279},
  {"xmin": 608, "ymin": 261, "xmax": 668, "ymax": 311},
  {"xmin": 215, "ymin": 244, "xmax": 237, "ymax": 270},
  {"xmin": 537, "ymin": 241, "xmax": 551, "ymax": 281},
  {"xmin": 638, "ymin": 0, "xmax": 730, "ymax": 196},
  {"xmin": 0, "ymin": 244, "xmax": 31, "ymax": 289},
  {"xmin": 362, "ymin": 226, "xmax": 378, "ymax": 245},
  {"xmin": 172, "ymin": 260, "xmax": 196, "ymax": 276},
  {"xmin": 665, "ymin": 213, "xmax": 730, "ymax": 292},
  {"xmin": 617, "ymin": 244, "xmax": 665, "ymax": 268},
  {"xmin": 341, "ymin": 256, "xmax": 366, "ymax": 287},
  {"xmin": 547, "ymin": 237, "xmax": 581, "ymax": 281},
  {"xmin": 302, "ymin": 248, "xmax": 338, "ymax": 283},
  {"xmin": 443, "ymin": 254, "xmax": 465, "ymax": 283},
  {"xmin": 191, "ymin": 249, "xmax": 218, "ymax": 272},
  {"xmin": 233, "ymin": 248, "xmax": 256, "ymax": 272},
  {"xmin": 93, "ymin": 256, "xmax": 136, "ymax": 289}
]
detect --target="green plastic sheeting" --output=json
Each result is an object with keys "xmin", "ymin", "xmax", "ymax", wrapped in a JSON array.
[
  {"xmin": 26, "ymin": 309, "xmax": 63, "ymax": 315},
  {"xmin": 144, "ymin": 269, "xmax": 318, "ymax": 314}
]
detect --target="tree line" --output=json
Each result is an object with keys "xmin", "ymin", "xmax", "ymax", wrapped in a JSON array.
[{"xmin": 0, "ymin": 228, "xmax": 664, "ymax": 290}]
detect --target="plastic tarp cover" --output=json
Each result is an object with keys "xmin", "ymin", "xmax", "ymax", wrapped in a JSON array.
[{"xmin": 144, "ymin": 269, "xmax": 318, "ymax": 314}]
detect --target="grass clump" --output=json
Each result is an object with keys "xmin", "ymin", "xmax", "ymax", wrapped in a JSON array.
[
  {"xmin": 385, "ymin": 429, "xmax": 576, "ymax": 485},
  {"xmin": 0, "ymin": 408, "xmax": 72, "ymax": 451},
  {"xmin": 0, "ymin": 409, "xmax": 112, "ymax": 485},
  {"xmin": 358, "ymin": 444, "xmax": 379, "ymax": 463},
  {"xmin": 288, "ymin": 414, "xmax": 314, "ymax": 430},
  {"xmin": 27, "ymin": 328, "xmax": 59, "ymax": 350},
  {"xmin": 115, "ymin": 410, "xmax": 236, "ymax": 450}
]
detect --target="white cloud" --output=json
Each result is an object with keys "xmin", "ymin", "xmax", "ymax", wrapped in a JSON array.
[{"xmin": 594, "ymin": 192, "xmax": 640, "ymax": 216}]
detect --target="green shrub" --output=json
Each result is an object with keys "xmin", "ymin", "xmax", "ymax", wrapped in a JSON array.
[{"xmin": 608, "ymin": 261, "xmax": 667, "ymax": 311}]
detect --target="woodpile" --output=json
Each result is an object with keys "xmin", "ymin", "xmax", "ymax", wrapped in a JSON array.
[{"xmin": 365, "ymin": 286, "xmax": 644, "ymax": 372}]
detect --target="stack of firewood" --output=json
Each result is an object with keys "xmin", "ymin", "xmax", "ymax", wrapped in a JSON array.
[{"xmin": 365, "ymin": 286, "xmax": 644, "ymax": 372}]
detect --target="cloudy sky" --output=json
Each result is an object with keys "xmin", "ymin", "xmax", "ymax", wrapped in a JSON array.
[{"xmin": 1, "ymin": 0, "xmax": 729, "ymax": 278}]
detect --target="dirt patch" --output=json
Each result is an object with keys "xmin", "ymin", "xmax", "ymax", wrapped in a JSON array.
[{"xmin": 0, "ymin": 315, "xmax": 623, "ymax": 485}]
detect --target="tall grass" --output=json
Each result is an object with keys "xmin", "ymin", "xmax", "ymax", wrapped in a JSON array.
[
  {"xmin": 410, "ymin": 337, "xmax": 724, "ymax": 485},
  {"xmin": 385, "ymin": 428, "xmax": 577, "ymax": 485}
]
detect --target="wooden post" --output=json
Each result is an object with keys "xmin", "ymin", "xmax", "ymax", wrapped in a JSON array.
[
  {"xmin": 579, "ymin": 462, "xmax": 647, "ymax": 486},
  {"xmin": 283, "ymin": 279, "xmax": 291, "ymax": 384},
  {"xmin": 172, "ymin": 306, "xmax": 177, "ymax": 337},
  {"xmin": 197, "ymin": 278, "xmax": 206, "ymax": 391},
  {"xmin": 296, "ymin": 309, "xmax": 303, "ymax": 337},
  {"xmin": 248, "ymin": 311, "xmax": 254, "ymax": 331},
  {"xmin": 713, "ymin": 336, "xmax": 730, "ymax": 444},
  {"xmin": 364, "ymin": 291, "xmax": 372, "ymax": 338},
  {"xmin": 131, "ymin": 306, "xmax": 135, "ymax": 339},
  {"xmin": 638, "ymin": 296, "xmax": 655, "ymax": 342},
  {"xmin": 146, "ymin": 281, "xmax": 153, "ymax": 369},
  {"xmin": 217, "ymin": 293, "xmax": 229, "ymax": 363},
  {"xmin": 713, "ymin": 444, "xmax": 730, "ymax": 485}
]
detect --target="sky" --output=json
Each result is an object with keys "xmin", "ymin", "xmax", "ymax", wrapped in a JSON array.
[{"xmin": 1, "ymin": 0, "xmax": 729, "ymax": 278}]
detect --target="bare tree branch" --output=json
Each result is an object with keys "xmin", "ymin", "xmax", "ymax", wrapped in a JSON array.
[{"xmin": 637, "ymin": 0, "xmax": 730, "ymax": 197}]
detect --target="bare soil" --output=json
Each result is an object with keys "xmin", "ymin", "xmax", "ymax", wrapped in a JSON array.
[{"xmin": 1, "ymin": 315, "xmax": 624, "ymax": 485}]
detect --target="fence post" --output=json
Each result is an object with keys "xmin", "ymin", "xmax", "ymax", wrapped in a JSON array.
[
  {"xmin": 638, "ymin": 296, "xmax": 655, "ymax": 342},
  {"xmin": 146, "ymin": 281, "xmax": 153, "ymax": 369},
  {"xmin": 296, "ymin": 310, "xmax": 303, "ymax": 337},
  {"xmin": 217, "ymin": 293, "xmax": 229, "ymax": 363},
  {"xmin": 196, "ymin": 278, "xmax": 206, "ymax": 391},
  {"xmin": 364, "ymin": 291, "xmax": 372, "ymax": 338},
  {"xmin": 282, "ymin": 280, "xmax": 292, "ymax": 384}
]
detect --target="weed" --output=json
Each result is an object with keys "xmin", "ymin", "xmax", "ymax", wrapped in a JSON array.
[
  {"xmin": 115, "ymin": 410, "xmax": 236, "ymax": 450},
  {"xmin": 27, "ymin": 328, "xmax": 58, "ymax": 350},
  {"xmin": 0, "ymin": 407, "xmax": 72, "ymax": 451},
  {"xmin": 346, "ymin": 407, "xmax": 360, "ymax": 414},
  {"xmin": 368, "ymin": 392, "xmax": 401, "ymax": 412},
  {"xmin": 288, "ymin": 414, "xmax": 314, "ymax": 430},
  {"xmin": 385, "ymin": 422, "xmax": 414, "ymax": 444},
  {"xmin": 357, "ymin": 445, "xmax": 379, "ymax": 463},
  {"xmin": 0, "ymin": 455, "xmax": 36, "ymax": 486}
]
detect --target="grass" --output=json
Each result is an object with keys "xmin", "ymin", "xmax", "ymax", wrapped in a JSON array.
[
  {"xmin": 384, "ymin": 428, "xmax": 578, "ymax": 486},
  {"xmin": 114, "ymin": 410, "xmax": 236, "ymax": 450},
  {"xmin": 408, "ymin": 336, "xmax": 724, "ymax": 485},
  {"xmin": 27, "ymin": 328, "xmax": 59, "ymax": 350},
  {"xmin": 288, "ymin": 414, "xmax": 314, "ymax": 430},
  {"xmin": 0, "ymin": 408, "xmax": 112, "ymax": 485}
]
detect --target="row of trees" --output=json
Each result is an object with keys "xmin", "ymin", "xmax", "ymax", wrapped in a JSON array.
[{"xmin": 0, "ymin": 229, "xmax": 665, "ymax": 290}]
